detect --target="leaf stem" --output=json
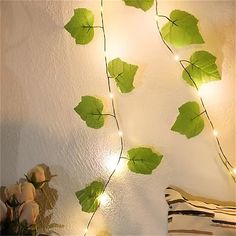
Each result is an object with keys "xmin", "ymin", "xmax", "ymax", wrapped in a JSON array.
[
  {"xmin": 91, "ymin": 113, "xmax": 115, "ymax": 117},
  {"xmin": 157, "ymin": 14, "xmax": 178, "ymax": 26},
  {"xmin": 191, "ymin": 110, "xmax": 206, "ymax": 121},
  {"xmin": 82, "ymin": 25, "xmax": 103, "ymax": 29}
]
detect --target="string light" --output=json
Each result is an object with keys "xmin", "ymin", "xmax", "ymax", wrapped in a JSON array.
[
  {"xmin": 174, "ymin": 54, "xmax": 180, "ymax": 61},
  {"xmin": 118, "ymin": 130, "xmax": 123, "ymax": 137},
  {"xmin": 83, "ymin": 1, "xmax": 125, "ymax": 234},
  {"xmin": 84, "ymin": 229, "xmax": 88, "ymax": 234},
  {"xmin": 213, "ymin": 129, "xmax": 218, "ymax": 136}
]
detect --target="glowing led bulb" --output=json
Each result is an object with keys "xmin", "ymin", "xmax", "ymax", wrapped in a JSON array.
[
  {"xmin": 118, "ymin": 130, "xmax": 123, "ymax": 137},
  {"xmin": 174, "ymin": 55, "xmax": 180, "ymax": 61},
  {"xmin": 104, "ymin": 50, "xmax": 107, "ymax": 57},
  {"xmin": 100, "ymin": 6, "xmax": 103, "ymax": 13},
  {"xmin": 213, "ymin": 130, "xmax": 218, "ymax": 136},
  {"xmin": 155, "ymin": 15, "xmax": 158, "ymax": 21},
  {"xmin": 105, "ymin": 154, "xmax": 125, "ymax": 174},
  {"xmin": 84, "ymin": 228, "xmax": 88, "ymax": 234},
  {"xmin": 232, "ymin": 168, "xmax": 236, "ymax": 175},
  {"xmin": 198, "ymin": 89, "xmax": 203, "ymax": 97},
  {"xmin": 98, "ymin": 192, "xmax": 110, "ymax": 206},
  {"xmin": 109, "ymin": 92, "xmax": 114, "ymax": 99}
]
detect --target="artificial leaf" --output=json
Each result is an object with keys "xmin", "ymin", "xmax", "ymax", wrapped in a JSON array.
[
  {"xmin": 123, "ymin": 0, "xmax": 154, "ymax": 11},
  {"xmin": 182, "ymin": 50, "xmax": 221, "ymax": 87},
  {"xmin": 171, "ymin": 101, "xmax": 204, "ymax": 138},
  {"xmin": 64, "ymin": 8, "xmax": 95, "ymax": 45},
  {"xmin": 127, "ymin": 147, "xmax": 163, "ymax": 174},
  {"xmin": 74, "ymin": 96, "xmax": 104, "ymax": 129},
  {"xmin": 161, "ymin": 10, "xmax": 204, "ymax": 48},
  {"xmin": 75, "ymin": 181, "xmax": 104, "ymax": 213},
  {"xmin": 108, "ymin": 58, "xmax": 138, "ymax": 93}
]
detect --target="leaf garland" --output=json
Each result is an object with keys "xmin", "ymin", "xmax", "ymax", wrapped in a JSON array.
[
  {"xmin": 171, "ymin": 101, "xmax": 205, "ymax": 138},
  {"xmin": 182, "ymin": 50, "xmax": 221, "ymax": 87},
  {"xmin": 123, "ymin": 0, "xmax": 154, "ymax": 11},
  {"xmin": 74, "ymin": 96, "xmax": 105, "ymax": 129},
  {"xmin": 161, "ymin": 10, "xmax": 204, "ymax": 48},
  {"xmin": 127, "ymin": 147, "xmax": 163, "ymax": 174},
  {"xmin": 108, "ymin": 58, "xmax": 138, "ymax": 93},
  {"xmin": 75, "ymin": 181, "xmax": 105, "ymax": 213},
  {"xmin": 64, "ymin": 8, "xmax": 95, "ymax": 45}
]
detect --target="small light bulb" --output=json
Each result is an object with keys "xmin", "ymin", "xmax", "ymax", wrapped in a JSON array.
[
  {"xmin": 104, "ymin": 50, "xmax": 107, "ymax": 57},
  {"xmin": 84, "ymin": 228, "xmax": 88, "ymax": 234},
  {"xmin": 155, "ymin": 15, "xmax": 158, "ymax": 21},
  {"xmin": 198, "ymin": 89, "xmax": 203, "ymax": 97},
  {"xmin": 213, "ymin": 130, "xmax": 218, "ymax": 136},
  {"xmin": 109, "ymin": 93, "xmax": 114, "ymax": 99},
  {"xmin": 174, "ymin": 55, "xmax": 180, "ymax": 61},
  {"xmin": 118, "ymin": 130, "xmax": 123, "ymax": 137},
  {"xmin": 105, "ymin": 154, "xmax": 125, "ymax": 174},
  {"xmin": 98, "ymin": 192, "xmax": 110, "ymax": 206},
  {"xmin": 100, "ymin": 6, "xmax": 103, "ymax": 13},
  {"xmin": 232, "ymin": 168, "xmax": 236, "ymax": 175}
]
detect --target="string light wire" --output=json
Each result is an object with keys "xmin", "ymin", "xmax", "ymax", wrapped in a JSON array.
[
  {"xmin": 83, "ymin": 1, "xmax": 125, "ymax": 234},
  {"xmin": 154, "ymin": 0, "xmax": 236, "ymax": 182}
]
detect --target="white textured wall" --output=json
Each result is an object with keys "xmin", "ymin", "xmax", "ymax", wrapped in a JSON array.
[{"xmin": 1, "ymin": 0, "xmax": 235, "ymax": 235}]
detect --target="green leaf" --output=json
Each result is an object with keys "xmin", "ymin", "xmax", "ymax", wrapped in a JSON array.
[
  {"xmin": 161, "ymin": 10, "xmax": 204, "ymax": 48},
  {"xmin": 64, "ymin": 8, "xmax": 95, "ymax": 45},
  {"xmin": 108, "ymin": 58, "xmax": 138, "ymax": 93},
  {"xmin": 171, "ymin": 101, "xmax": 204, "ymax": 138},
  {"xmin": 182, "ymin": 51, "xmax": 221, "ymax": 87},
  {"xmin": 127, "ymin": 147, "xmax": 163, "ymax": 174},
  {"xmin": 74, "ymin": 96, "xmax": 104, "ymax": 129},
  {"xmin": 75, "ymin": 181, "xmax": 104, "ymax": 213},
  {"xmin": 123, "ymin": 0, "xmax": 154, "ymax": 11}
]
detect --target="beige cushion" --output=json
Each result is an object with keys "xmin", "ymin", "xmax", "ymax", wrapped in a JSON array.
[{"xmin": 165, "ymin": 186, "xmax": 236, "ymax": 235}]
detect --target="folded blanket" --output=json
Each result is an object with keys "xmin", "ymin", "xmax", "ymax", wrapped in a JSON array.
[{"xmin": 165, "ymin": 186, "xmax": 236, "ymax": 235}]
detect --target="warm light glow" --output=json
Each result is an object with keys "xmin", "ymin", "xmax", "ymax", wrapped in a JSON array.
[
  {"xmin": 174, "ymin": 55, "xmax": 180, "ymax": 61},
  {"xmin": 98, "ymin": 192, "xmax": 110, "ymax": 206},
  {"xmin": 197, "ymin": 88, "xmax": 203, "ymax": 97},
  {"xmin": 155, "ymin": 15, "xmax": 158, "ymax": 21},
  {"xmin": 84, "ymin": 228, "xmax": 88, "ymax": 234},
  {"xmin": 104, "ymin": 50, "xmax": 107, "ymax": 58},
  {"xmin": 232, "ymin": 168, "xmax": 236, "ymax": 175},
  {"xmin": 109, "ymin": 92, "xmax": 114, "ymax": 99},
  {"xmin": 100, "ymin": 6, "xmax": 103, "ymax": 13},
  {"xmin": 105, "ymin": 154, "xmax": 125, "ymax": 174},
  {"xmin": 118, "ymin": 130, "xmax": 123, "ymax": 137},
  {"xmin": 213, "ymin": 130, "xmax": 218, "ymax": 136}
]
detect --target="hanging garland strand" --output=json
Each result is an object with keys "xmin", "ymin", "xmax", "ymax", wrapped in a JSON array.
[
  {"xmin": 154, "ymin": 0, "xmax": 236, "ymax": 182},
  {"xmin": 83, "ymin": 1, "xmax": 125, "ymax": 234}
]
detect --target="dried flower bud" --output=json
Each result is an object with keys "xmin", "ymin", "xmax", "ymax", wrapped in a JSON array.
[
  {"xmin": 0, "ymin": 200, "xmax": 7, "ymax": 223},
  {"xmin": 27, "ymin": 165, "xmax": 46, "ymax": 188},
  {"xmin": 18, "ymin": 200, "xmax": 39, "ymax": 226},
  {"xmin": 18, "ymin": 182, "xmax": 36, "ymax": 203},
  {"xmin": 5, "ymin": 182, "xmax": 36, "ymax": 206},
  {"xmin": 4, "ymin": 184, "xmax": 21, "ymax": 207}
]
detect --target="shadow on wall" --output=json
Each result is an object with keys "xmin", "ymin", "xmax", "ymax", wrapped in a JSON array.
[{"xmin": 1, "ymin": 1, "xmax": 30, "ymax": 184}]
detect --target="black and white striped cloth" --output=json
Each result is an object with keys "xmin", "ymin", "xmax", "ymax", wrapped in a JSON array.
[{"xmin": 165, "ymin": 186, "xmax": 236, "ymax": 235}]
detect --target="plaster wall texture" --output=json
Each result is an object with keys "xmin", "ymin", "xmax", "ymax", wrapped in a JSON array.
[{"xmin": 1, "ymin": 0, "xmax": 236, "ymax": 235}]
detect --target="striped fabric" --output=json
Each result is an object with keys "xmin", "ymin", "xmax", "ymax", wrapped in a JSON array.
[{"xmin": 165, "ymin": 186, "xmax": 236, "ymax": 235}]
